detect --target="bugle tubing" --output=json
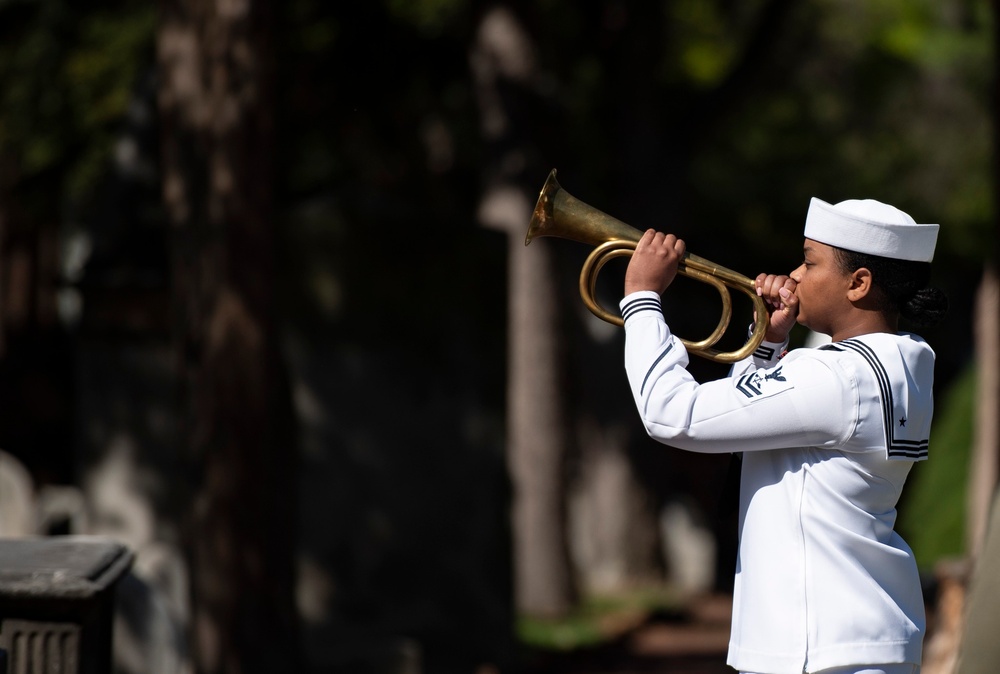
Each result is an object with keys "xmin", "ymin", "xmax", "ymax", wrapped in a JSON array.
[{"xmin": 525, "ymin": 169, "xmax": 769, "ymax": 364}]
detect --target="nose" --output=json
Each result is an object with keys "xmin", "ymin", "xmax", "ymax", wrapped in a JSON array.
[{"xmin": 789, "ymin": 265, "xmax": 803, "ymax": 284}]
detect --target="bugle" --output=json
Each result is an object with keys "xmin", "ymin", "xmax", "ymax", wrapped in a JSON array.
[{"xmin": 525, "ymin": 169, "xmax": 769, "ymax": 364}]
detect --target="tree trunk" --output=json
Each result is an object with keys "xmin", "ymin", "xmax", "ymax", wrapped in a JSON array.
[
  {"xmin": 472, "ymin": 6, "xmax": 576, "ymax": 617},
  {"xmin": 156, "ymin": 1, "xmax": 298, "ymax": 671},
  {"xmin": 969, "ymin": 266, "xmax": 1000, "ymax": 560},
  {"xmin": 967, "ymin": 0, "xmax": 1000, "ymax": 563},
  {"xmin": 506, "ymin": 222, "xmax": 575, "ymax": 616},
  {"xmin": 569, "ymin": 419, "xmax": 664, "ymax": 596},
  {"xmin": 955, "ymin": 488, "xmax": 1000, "ymax": 673}
]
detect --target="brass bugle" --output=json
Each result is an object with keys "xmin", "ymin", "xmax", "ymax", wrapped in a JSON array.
[{"xmin": 525, "ymin": 169, "xmax": 769, "ymax": 364}]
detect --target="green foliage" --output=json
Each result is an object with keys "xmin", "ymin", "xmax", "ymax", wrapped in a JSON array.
[
  {"xmin": 688, "ymin": 0, "xmax": 993, "ymax": 267},
  {"xmin": 0, "ymin": 0, "xmax": 154, "ymax": 206},
  {"xmin": 668, "ymin": 0, "xmax": 737, "ymax": 86},
  {"xmin": 899, "ymin": 362, "xmax": 975, "ymax": 569},
  {"xmin": 825, "ymin": 0, "xmax": 991, "ymax": 71},
  {"xmin": 384, "ymin": 0, "xmax": 468, "ymax": 37},
  {"xmin": 518, "ymin": 612, "xmax": 605, "ymax": 651},
  {"xmin": 517, "ymin": 586, "xmax": 680, "ymax": 651}
]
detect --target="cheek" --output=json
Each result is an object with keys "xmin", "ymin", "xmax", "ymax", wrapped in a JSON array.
[{"xmin": 794, "ymin": 278, "xmax": 813, "ymax": 313}]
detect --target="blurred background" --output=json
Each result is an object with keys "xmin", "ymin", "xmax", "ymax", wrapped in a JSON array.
[{"xmin": 0, "ymin": 1, "xmax": 996, "ymax": 673}]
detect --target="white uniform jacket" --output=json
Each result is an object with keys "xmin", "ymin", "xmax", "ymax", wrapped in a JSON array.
[{"xmin": 620, "ymin": 291, "xmax": 934, "ymax": 674}]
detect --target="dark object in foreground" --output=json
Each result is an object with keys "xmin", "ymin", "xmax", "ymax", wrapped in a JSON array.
[{"xmin": 0, "ymin": 536, "xmax": 133, "ymax": 674}]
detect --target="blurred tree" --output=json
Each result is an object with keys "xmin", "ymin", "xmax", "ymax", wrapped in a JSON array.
[
  {"xmin": 0, "ymin": 0, "xmax": 156, "ymax": 484},
  {"xmin": 966, "ymin": 0, "xmax": 1000, "ymax": 565},
  {"xmin": 472, "ymin": 4, "xmax": 578, "ymax": 618},
  {"xmin": 156, "ymin": 0, "xmax": 298, "ymax": 672}
]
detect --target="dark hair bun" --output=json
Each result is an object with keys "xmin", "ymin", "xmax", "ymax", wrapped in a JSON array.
[{"xmin": 901, "ymin": 287, "xmax": 948, "ymax": 327}]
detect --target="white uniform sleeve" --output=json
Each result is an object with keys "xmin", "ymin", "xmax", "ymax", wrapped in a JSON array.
[
  {"xmin": 620, "ymin": 291, "xmax": 857, "ymax": 454},
  {"xmin": 728, "ymin": 323, "xmax": 789, "ymax": 379}
]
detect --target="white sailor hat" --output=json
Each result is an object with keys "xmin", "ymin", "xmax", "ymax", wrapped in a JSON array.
[{"xmin": 803, "ymin": 197, "xmax": 939, "ymax": 262}]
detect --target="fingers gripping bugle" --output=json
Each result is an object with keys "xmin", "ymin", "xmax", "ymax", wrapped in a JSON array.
[{"xmin": 524, "ymin": 169, "xmax": 768, "ymax": 364}]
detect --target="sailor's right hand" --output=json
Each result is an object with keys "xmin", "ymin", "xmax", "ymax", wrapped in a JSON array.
[{"xmin": 625, "ymin": 230, "xmax": 686, "ymax": 296}]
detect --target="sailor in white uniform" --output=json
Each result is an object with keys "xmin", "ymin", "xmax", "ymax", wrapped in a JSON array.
[{"xmin": 619, "ymin": 197, "xmax": 948, "ymax": 674}]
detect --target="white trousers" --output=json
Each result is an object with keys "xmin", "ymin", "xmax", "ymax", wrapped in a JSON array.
[
  {"xmin": 813, "ymin": 666, "xmax": 918, "ymax": 674},
  {"xmin": 741, "ymin": 666, "xmax": 918, "ymax": 674}
]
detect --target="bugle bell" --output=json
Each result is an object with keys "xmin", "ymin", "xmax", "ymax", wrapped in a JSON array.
[{"xmin": 525, "ymin": 169, "xmax": 769, "ymax": 364}]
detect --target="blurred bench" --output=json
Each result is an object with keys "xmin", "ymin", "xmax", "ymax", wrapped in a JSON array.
[{"xmin": 0, "ymin": 536, "xmax": 133, "ymax": 674}]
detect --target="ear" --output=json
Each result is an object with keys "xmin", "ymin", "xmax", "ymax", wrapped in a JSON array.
[{"xmin": 846, "ymin": 267, "xmax": 873, "ymax": 302}]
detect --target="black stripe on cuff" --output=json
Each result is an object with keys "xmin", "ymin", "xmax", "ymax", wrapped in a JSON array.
[{"xmin": 621, "ymin": 296, "xmax": 662, "ymax": 323}]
